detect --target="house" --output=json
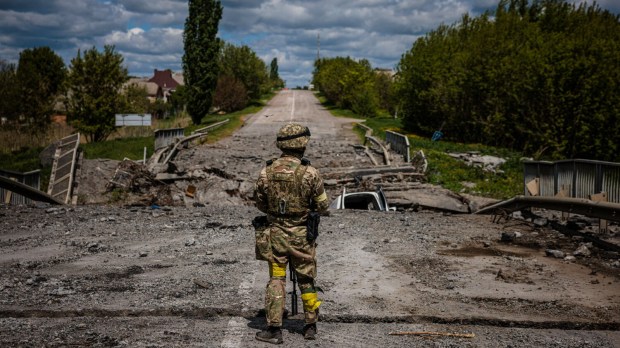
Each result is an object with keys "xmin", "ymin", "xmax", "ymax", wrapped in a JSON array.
[
  {"xmin": 125, "ymin": 78, "xmax": 163, "ymax": 102},
  {"xmin": 374, "ymin": 68, "xmax": 396, "ymax": 79},
  {"xmin": 148, "ymin": 69, "xmax": 183, "ymax": 102}
]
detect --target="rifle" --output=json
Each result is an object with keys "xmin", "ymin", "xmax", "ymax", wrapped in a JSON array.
[{"xmin": 289, "ymin": 260, "xmax": 298, "ymax": 316}]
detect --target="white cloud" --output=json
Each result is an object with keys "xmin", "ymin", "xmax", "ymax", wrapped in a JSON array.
[{"xmin": 1, "ymin": 0, "xmax": 618, "ymax": 87}]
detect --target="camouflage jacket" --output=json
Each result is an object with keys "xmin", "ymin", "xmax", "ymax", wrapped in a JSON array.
[{"xmin": 254, "ymin": 155, "xmax": 328, "ymax": 228}]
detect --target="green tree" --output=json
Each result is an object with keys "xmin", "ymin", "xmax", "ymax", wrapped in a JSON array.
[
  {"xmin": 374, "ymin": 70, "xmax": 395, "ymax": 114},
  {"xmin": 168, "ymin": 84, "xmax": 187, "ymax": 116},
  {"xmin": 270, "ymin": 58, "xmax": 279, "ymax": 81},
  {"xmin": 313, "ymin": 56, "xmax": 379, "ymax": 117},
  {"xmin": 66, "ymin": 45, "xmax": 128, "ymax": 143},
  {"xmin": 396, "ymin": 0, "xmax": 620, "ymax": 161},
  {"xmin": 16, "ymin": 47, "xmax": 66, "ymax": 133},
  {"xmin": 121, "ymin": 83, "xmax": 149, "ymax": 114},
  {"xmin": 218, "ymin": 43, "xmax": 269, "ymax": 102},
  {"xmin": 183, "ymin": 0, "xmax": 223, "ymax": 125},
  {"xmin": 0, "ymin": 60, "xmax": 20, "ymax": 125},
  {"xmin": 213, "ymin": 75, "xmax": 248, "ymax": 112},
  {"xmin": 269, "ymin": 57, "xmax": 284, "ymax": 89}
]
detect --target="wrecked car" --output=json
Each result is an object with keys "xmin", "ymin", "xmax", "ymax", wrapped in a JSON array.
[{"xmin": 329, "ymin": 187, "xmax": 395, "ymax": 211}]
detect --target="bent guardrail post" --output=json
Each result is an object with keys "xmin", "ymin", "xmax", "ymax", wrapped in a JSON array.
[
  {"xmin": 0, "ymin": 175, "xmax": 63, "ymax": 205},
  {"xmin": 0, "ymin": 169, "xmax": 41, "ymax": 205},
  {"xmin": 476, "ymin": 195, "xmax": 620, "ymax": 223},
  {"xmin": 366, "ymin": 136, "xmax": 391, "ymax": 166},
  {"xmin": 192, "ymin": 119, "xmax": 230, "ymax": 135}
]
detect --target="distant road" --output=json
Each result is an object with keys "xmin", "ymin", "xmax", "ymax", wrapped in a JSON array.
[{"xmin": 241, "ymin": 89, "xmax": 359, "ymax": 146}]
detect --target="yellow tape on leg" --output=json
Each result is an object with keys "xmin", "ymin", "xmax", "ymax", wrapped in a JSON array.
[
  {"xmin": 269, "ymin": 263, "xmax": 287, "ymax": 279},
  {"xmin": 301, "ymin": 292, "xmax": 322, "ymax": 312}
]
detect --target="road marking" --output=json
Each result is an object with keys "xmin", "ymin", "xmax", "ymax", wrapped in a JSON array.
[
  {"xmin": 290, "ymin": 91, "xmax": 296, "ymax": 121},
  {"xmin": 220, "ymin": 267, "xmax": 259, "ymax": 348}
]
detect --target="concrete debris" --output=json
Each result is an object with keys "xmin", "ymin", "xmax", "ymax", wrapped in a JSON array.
[
  {"xmin": 545, "ymin": 249, "xmax": 565, "ymax": 259},
  {"xmin": 533, "ymin": 218, "xmax": 548, "ymax": 227},
  {"xmin": 574, "ymin": 244, "xmax": 591, "ymax": 257},
  {"xmin": 193, "ymin": 279, "xmax": 211, "ymax": 289},
  {"xmin": 410, "ymin": 150, "xmax": 428, "ymax": 173},
  {"xmin": 501, "ymin": 231, "xmax": 522, "ymax": 242},
  {"xmin": 448, "ymin": 151, "xmax": 507, "ymax": 173},
  {"xmin": 48, "ymin": 287, "xmax": 76, "ymax": 296}
]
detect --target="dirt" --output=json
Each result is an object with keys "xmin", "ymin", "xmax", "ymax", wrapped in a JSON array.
[{"xmin": 1, "ymin": 90, "xmax": 619, "ymax": 347}]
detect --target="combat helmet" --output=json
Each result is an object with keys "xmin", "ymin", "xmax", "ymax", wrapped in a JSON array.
[{"xmin": 276, "ymin": 123, "xmax": 311, "ymax": 150}]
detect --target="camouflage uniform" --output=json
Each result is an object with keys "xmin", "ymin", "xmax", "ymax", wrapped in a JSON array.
[{"xmin": 254, "ymin": 124, "xmax": 329, "ymax": 331}]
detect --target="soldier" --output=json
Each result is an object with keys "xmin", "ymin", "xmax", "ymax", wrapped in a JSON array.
[{"xmin": 254, "ymin": 123, "xmax": 329, "ymax": 344}]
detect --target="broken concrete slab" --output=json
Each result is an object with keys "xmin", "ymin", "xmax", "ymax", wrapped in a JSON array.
[{"xmin": 385, "ymin": 185, "xmax": 470, "ymax": 213}]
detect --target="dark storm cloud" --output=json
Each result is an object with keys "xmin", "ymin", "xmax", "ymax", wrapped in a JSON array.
[
  {"xmin": 0, "ymin": 0, "xmax": 618, "ymax": 87},
  {"xmin": 116, "ymin": 0, "xmax": 186, "ymax": 14}
]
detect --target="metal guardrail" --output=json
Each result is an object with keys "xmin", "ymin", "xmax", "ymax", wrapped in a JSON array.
[
  {"xmin": 356, "ymin": 123, "xmax": 373, "ymax": 137},
  {"xmin": 524, "ymin": 159, "xmax": 620, "ymax": 203},
  {"xmin": 366, "ymin": 136, "xmax": 391, "ymax": 166},
  {"xmin": 385, "ymin": 130, "xmax": 410, "ymax": 162},
  {"xmin": 47, "ymin": 133, "xmax": 81, "ymax": 204},
  {"xmin": 192, "ymin": 119, "xmax": 230, "ymax": 135},
  {"xmin": 154, "ymin": 128, "xmax": 185, "ymax": 150},
  {"xmin": 0, "ymin": 169, "xmax": 41, "ymax": 205}
]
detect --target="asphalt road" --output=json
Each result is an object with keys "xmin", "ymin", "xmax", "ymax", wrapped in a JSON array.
[{"xmin": 1, "ymin": 90, "xmax": 619, "ymax": 347}]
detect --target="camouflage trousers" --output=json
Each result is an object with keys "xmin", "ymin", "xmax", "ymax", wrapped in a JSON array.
[{"xmin": 265, "ymin": 225, "xmax": 319, "ymax": 327}]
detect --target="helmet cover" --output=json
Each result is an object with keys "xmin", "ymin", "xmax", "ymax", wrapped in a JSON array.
[{"xmin": 276, "ymin": 123, "xmax": 310, "ymax": 150}]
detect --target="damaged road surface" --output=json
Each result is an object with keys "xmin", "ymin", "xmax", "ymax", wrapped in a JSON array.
[{"xmin": 1, "ymin": 90, "xmax": 619, "ymax": 347}]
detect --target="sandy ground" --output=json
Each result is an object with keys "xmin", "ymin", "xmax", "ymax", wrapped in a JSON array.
[{"xmin": 1, "ymin": 90, "xmax": 619, "ymax": 347}]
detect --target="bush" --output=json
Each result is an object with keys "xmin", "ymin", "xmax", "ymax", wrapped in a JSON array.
[{"xmin": 213, "ymin": 75, "xmax": 248, "ymax": 112}]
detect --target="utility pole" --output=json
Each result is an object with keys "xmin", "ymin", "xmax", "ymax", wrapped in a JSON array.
[{"xmin": 317, "ymin": 33, "xmax": 320, "ymax": 61}]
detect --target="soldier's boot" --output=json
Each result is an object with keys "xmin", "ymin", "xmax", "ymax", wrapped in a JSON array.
[
  {"xmin": 303, "ymin": 323, "xmax": 317, "ymax": 340},
  {"xmin": 255, "ymin": 327, "xmax": 283, "ymax": 345}
]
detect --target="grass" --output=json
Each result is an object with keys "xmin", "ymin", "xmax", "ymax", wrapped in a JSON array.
[
  {"xmin": 316, "ymin": 96, "xmax": 524, "ymax": 200},
  {"xmin": 84, "ymin": 99, "xmax": 269, "ymax": 160},
  {"xmin": 184, "ymin": 105, "xmax": 262, "ymax": 142},
  {"xmin": 82, "ymin": 136, "xmax": 154, "ymax": 161}
]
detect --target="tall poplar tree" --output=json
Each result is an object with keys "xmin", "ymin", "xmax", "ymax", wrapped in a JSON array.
[
  {"xmin": 269, "ymin": 57, "xmax": 284, "ymax": 89},
  {"xmin": 183, "ymin": 0, "xmax": 223, "ymax": 125}
]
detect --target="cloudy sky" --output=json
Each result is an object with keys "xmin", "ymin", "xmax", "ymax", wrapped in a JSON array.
[{"xmin": 1, "ymin": 0, "xmax": 618, "ymax": 88}]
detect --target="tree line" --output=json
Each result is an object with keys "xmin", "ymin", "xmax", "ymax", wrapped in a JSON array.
[
  {"xmin": 312, "ymin": 57, "xmax": 395, "ymax": 118},
  {"xmin": 0, "ymin": 0, "xmax": 283, "ymax": 143},
  {"xmin": 313, "ymin": 0, "xmax": 620, "ymax": 162}
]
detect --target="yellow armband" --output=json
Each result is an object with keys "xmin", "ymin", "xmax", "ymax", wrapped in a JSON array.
[{"xmin": 313, "ymin": 191, "xmax": 327, "ymax": 203}]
